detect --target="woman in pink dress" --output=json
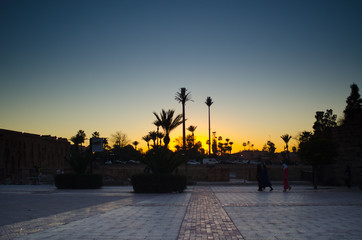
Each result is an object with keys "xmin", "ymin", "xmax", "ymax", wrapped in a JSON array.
[{"xmin": 283, "ymin": 163, "xmax": 292, "ymax": 192}]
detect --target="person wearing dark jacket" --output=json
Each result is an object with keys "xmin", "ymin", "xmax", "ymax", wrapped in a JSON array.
[
  {"xmin": 262, "ymin": 163, "xmax": 273, "ymax": 191},
  {"xmin": 256, "ymin": 164, "xmax": 264, "ymax": 191}
]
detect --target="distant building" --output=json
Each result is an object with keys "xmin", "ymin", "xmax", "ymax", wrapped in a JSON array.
[{"xmin": 0, "ymin": 129, "xmax": 70, "ymax": 184}]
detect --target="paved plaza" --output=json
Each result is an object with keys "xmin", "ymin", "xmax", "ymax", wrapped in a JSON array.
[{"xmin": 0, "ymin": 183, "xmax": 361, "ymax": 240}]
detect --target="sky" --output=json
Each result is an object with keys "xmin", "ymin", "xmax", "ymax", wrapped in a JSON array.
[{"xmin": 1, "ymin": 0, "xmax": 362, "ymax": 153}]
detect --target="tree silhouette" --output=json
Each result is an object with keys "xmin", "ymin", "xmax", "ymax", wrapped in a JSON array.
[
  {"xmin": 187, "ymin": 125, "xmax": 197, "ymax": 147},
  {"xmin": 280, "ymin": 134, "xmax": 292, "ymax": 162},
  {"xmin": 229, "ymin": 141, "xmax": 233, "ymax": 154},
  {"xmin": 265, "ymin": 141, "xmax": 276, "ymax": 161},
  {"xmin": 153, "ymin": 119, "xmax": 162, "ymax": 146},
  {"xmin": 148, "ymin": 131, "xmax": 158, "ymax": 147},
  {"xmin": 132, "ymin": 141, "xmax": 139, "ymax": 150},
  {"xmin": 153, "ymin": 109, "xmax": 183, "ymax": 147},
  {"xmin": 92, "ymin": 131, "xmax": 100, "ymax": 138},
  {"xmin": 298, "ymin": 109, "xmax": 339, "ymax": 189},
  {"xmin": 205, "ymin": 96, "xmax": 213, "ymax": 155},
  {"xmin": 343, "ymin": 83, "xmax": 362, "ymax": 124},
  {"xmin": 111, "ymin": 131, "xmax": 129, "ymax": 148},
  {"xmin": 156, "ymin": 132, "xmax": 164, "ymax": 146},
  {"xmin": 142, "ymin": 135, "xmax": 151, "ymax": 151},
  {"xmin": 71, "ymin": 130, "xmax": 86, "ymax": 147},
  {"xmin": 313, "ymin": 110, "xmax": 337, "ymax": 135},
  {"xmin": 175, "ymin": 88, "xmax": 193, "ymax": 152}
]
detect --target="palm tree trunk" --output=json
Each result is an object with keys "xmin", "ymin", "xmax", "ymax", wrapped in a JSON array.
[
  {"xmin": 208, "ymin": 106, "xmax": 211, "ymax": 155},
  {"xmin": 182, "ymin": 102, "xmax": 186, "ymax": 152}
]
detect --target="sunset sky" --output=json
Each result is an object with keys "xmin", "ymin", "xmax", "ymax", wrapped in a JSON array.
[{"xmin": 1, "ymin": 0, "xmax": 362, "ymax": 153}]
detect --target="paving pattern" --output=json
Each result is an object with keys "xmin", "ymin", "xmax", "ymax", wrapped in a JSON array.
[
  {"xmin": 0, "ymin": 184, "xmax": 361, "ymax": 240},
  {"xmin": 177, "ymin": 186, "xmax": 244, "ymax": 240}
]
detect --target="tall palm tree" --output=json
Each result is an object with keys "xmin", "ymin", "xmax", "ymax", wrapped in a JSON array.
[
  {"xmin": 153, "ymin": 109, "xmax": 183, "ymax": 147},
  {"xmin": 187, "ymin": 125, "xmax": 197, "ymax": 147},
  {"xmin": 205, "ymin": 97, "xmax": 213, "ymax": 155},
  {"xmin": 142, "ymin": 135, "xmax": 151, "ymax": 150},
  {"xmin": 175, "ymin": 88, "xmax": 193, "ymax": 152},
  {"xmin": 281, "ymin": 134, "xmax": 292, "ymax": 162}
]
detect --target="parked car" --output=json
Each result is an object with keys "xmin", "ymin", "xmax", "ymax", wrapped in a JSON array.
[
  {"xmin": 105, "ymin": 160, "xmax": 112, "ymax": 165},
  {"xmin": 127, "ymin": 160, "xmax": 140, "ymax": 165},
  {"xmin": 114, "ymin": 160, "xmax": 126, "ymax": 164},
  {"xmin": 187, "ymin": 160, "xmax": 200, "ymax": 165},
  {"xmin": 202, "ymin": 158, "xmax": 218, "ymax": 164},
  {"xmin": 249, "ymin": 160, "xmax": 262, "ymax": 165}
]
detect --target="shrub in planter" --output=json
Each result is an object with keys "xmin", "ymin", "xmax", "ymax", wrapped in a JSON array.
[
  {"xmin": 55, "ymin": 174, "xmax": 103, "ymax": 189},
  {"xmin": 131, "ymin": 174, "xmax": 187, "ymax": 193}
]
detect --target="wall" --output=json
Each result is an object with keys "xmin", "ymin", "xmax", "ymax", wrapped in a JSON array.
[
  {"xmin": 0, "ymin": 129, "xmax": 70, "ymax": 184},
  {"xmin": 96, "ymin": 164, "xmax": 312, "ymax": 185}
]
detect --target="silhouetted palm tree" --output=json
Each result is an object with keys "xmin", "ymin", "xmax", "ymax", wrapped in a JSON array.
[
  {"xmin": 281, "ymin": 134, "xmax": 292, "ymax": 162},
  {"xmin": 156, "ymin": 132, "xmax": 164, "ymax": 146},
  {"xmin": 153, "ymin": 119, "xmax": 162, "ymax": 146},
  {"xmin": 148, "ymin": 131, "xmax": 158, "ymax": 147},
  {"xmin": 281, "ymin": 134, "xmax": 292, "ymax": 151},
  {"xmin": 153, "ymin": 109, "xmax": 183, "ymax": 147},
  {"xmin": 71, "ymin": 130, "xmax": 86, "ymax": 147},
  {"xmin": 92, "ymin": 131, "xmax": 100, "ymax": 138},
  {"xmin": 187, "ymin": 125, "xmax": 197, "ymax": 146},
  {"xmin": 205, "ymin": 97, "xmax": 213, "ymax": 155},
  {"xmin": 132, "ymin": 141, "xmax": 139, "ymax": 150},
  {"xmin": 175, "ymin": 88, "xmax": 193, "ymax": 152},
  {"xmin": 142, "ymin": 135, "xmax": 151, "ymax": 150},
  {"xmin": 229, "ymin": 141, "xmax": 234, "ymax": 154}
]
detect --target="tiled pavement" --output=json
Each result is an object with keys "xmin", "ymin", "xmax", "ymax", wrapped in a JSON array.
[{"xmin": 0, "ymin": 184, "xmax": 361, "ymax": 240}]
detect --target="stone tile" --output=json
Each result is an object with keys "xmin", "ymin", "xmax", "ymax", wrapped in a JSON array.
[{"xmin": 1, "ymin": 185, "xmax": 362, "ymax": 240}]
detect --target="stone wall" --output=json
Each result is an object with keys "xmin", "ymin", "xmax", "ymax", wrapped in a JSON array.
[
  {"xmin": 329, "ymin": 115, "xmax": 362, "ymax": 186},
  {"xmin": 96, "ymin": 164, "xmax": 312, "ymax": 185},
  {"xmin": 0, "ymin": 129, "xmax": 70, "ymax": 184}
]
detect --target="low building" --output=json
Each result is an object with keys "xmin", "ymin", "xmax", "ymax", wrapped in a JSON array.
[{"xmin": 0, "ymin": 129, "xmax": 70, "ymax": 184}]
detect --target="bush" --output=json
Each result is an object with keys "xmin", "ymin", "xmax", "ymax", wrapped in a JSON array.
[
  {"xmin": 55, "ymin": 174, "xmax": 103, "ymax": 189},
  {"xmin": 131, "ymin": 174, "xmax": 187, "ymax": 193}
]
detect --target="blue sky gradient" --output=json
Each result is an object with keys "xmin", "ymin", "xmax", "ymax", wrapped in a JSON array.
[{"xmin": 1, "ymin": 0, "xmax": 361, "ymax": 152}]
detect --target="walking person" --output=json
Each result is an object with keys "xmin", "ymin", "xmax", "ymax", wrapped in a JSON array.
[
  {"xmin": 262, "ymin": 163, "xmax": 273, "ymax": 191},
  {"xmin": 282, "ymin": 163, "xmax": 291, "ymax": 192},
  {"xmin": 256, "ymin": 164, "xmax": 264, "ymax": 191}
]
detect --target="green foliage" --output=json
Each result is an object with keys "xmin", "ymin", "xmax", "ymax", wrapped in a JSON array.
[
  {"xmin": 131, "ymin": 174, "xmax": 187, "ymax": 193},
  {"xmin": 142, "ymin": 146, "xmax": 184, "ymax": 175},
  {"xmin": 55, "ymin": 174, "xmax": 103, "ymax": 189}
]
